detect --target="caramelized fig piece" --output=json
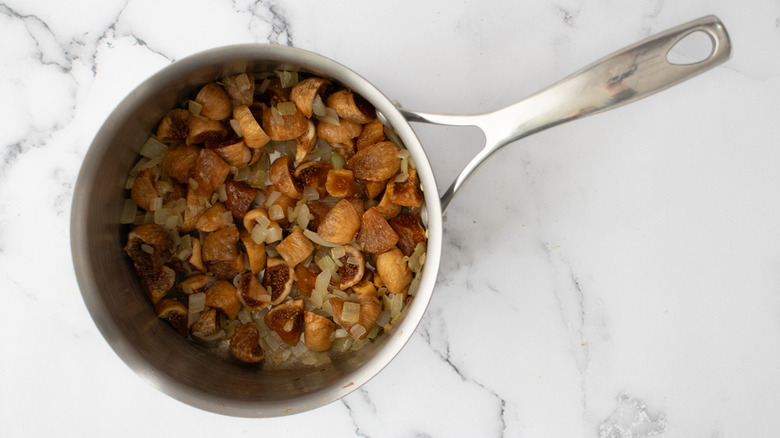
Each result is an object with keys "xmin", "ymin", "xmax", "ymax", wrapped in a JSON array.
[
  {"xmin": 182, "ymin": 186, "xmax": 209, "ymax": 232},
  {"xmin": 201, "ymin": 226, "xmax": 239, "ymax": 262},
  {"xmin": 376, "ymin": 187, "xmax": 402, "ymax": 220},
  {"xmin": 156, "ymin": 109, "xmax": 190, "ymax": 143},
  {"xmin": 290, "ymin": 77, "xmax": 332, "ymax": 117},
  {"xmin": 263, "ymin": 258, "xmax": 294, "ymax": 305},
  {"xmin": 192, "ymin": 149, "xmax": 231, "ymax": 193},
  {"xmin": 222, "ymin": 73, "xmax": 255, "ymax": 106},
  {"xmin": 125, "ymin": 223, "xmax": 172, "ymax": 270},
  {"xmin": 210, "ymin": 138, "xmax": 252, "ymax": 168},
  {"xmin": 236, "ymin": 273, "xmax": 271, "ymax": 311},
  {"xmin": 186, "ymin": 115, "xmax": 227, "ymax": 145},
  {"xmin": 229, "ymin": 322, "xmax": 265, "ymax": 363},
  {"xmin": 264, "ymin": 299, "xmax": 304, "ymax": 346},
  {"xmin": 357, "ymin": 207, "xmax": 399, "ymax": 254},
  {"xmin": 134, "ymin": 263, "xmax": 175, "ymax": 304},
  {"xmin": 262, "ymin": 104, "xmax": 308, "ymax": 141},
  {"xmin": 224, "ymin": 179, "xmax": 256, "ymax": 219},
  {"xmin": 390, "ymin": 213, "xmax": 427, "ymax": 257},
  {"xmin": 178, "ymin": 273, "xmax": 214, "ymax": 294},
  {"xmin": 329, "ymin": 293, "xmax": 381, "ymax": 340},
  {"xmin": 269, "ymin": 155, "xmax": 304, "ymax": 199},
  {"xmin": 316, "ymin": 199, "xmax": 361, "ymax": 244},
  {"xmin": 163, "ymin": 144, "xmax": 200, "ymax": 184},
  {"xmin": 195, "ymin": 82, "xmax": 231, "ymax": 121},
  {"xmin": 195, "ymin": 202, "xmax": 232, "ymax": 232},
  {"xmin": 294, "ymin": 120, "xmax": 317, "ymax": 164},
  {"xmin": 325, "ymin": 169, "xmax": 356, "ymax": 198},
  {"xmin": 326, "ymin": 89, "xmax": 375, "ymax": 124},
  {"xmin": 294, "ymin": 161, "xmax": 332, "ymax": 198},
  {"xmin": 386, "ymin": 169, "xmax": 423, "ymax": 207},
  {"xmin": 304, "ymin": 311, "xmax": 335, "ymax": 352},
  {"xmin": 233, "ymin": 104, "xmax": 270, "ymax": 149},
  {"xmin": 356, "ymin": 119, "xmax": 386, "ymax": 150},
  {"xmin": 276, "ymin": 228, "xmax": 314, "ymax": 268},
  {"xmin": 130, "ymin": 167, "xmax": 160, "ymax": 211},
  {"xmin": 376, "ymin": 248, "xmax": 412, "ymax": 295},
  {"xmin": 294, "ymin": 263, "xmax": 319, "ymax": 298},
  {"xmin": 351, "ymin": 277, "xmax": 377, "ymax": 296},
  {"xmin": 155, "ymin": 298, "xmax": 189, "ymax": 337},
  {"xmin": 205, "ymin": 280, "xmax": 241, "ymax": 319},
  {"xmin": 362, "ymin": 180, "xmax": 386, "ymax": 199},
  {"xmin": 345, "ymin": 141, "xmax": 400, "ymax": 182},
  {"xmin": 192, "ymin": 308, "xmax": 219, "ymax": 337},
  {"xmin": 335, "ymin": 245, "xmax": 365, "ymax": 290},
  {"xmin": 305, "ymin": 202, "xmax": 331, "ymax": 232},
  {"xmin": 239, "ymin": 230, "xmax": 266, "ymax": 275},
  {"xmin": 316, "ymin": 118, "xmax": 363, "ymax": 158},
  {"xmin": 207, "ymin": 253, "xmax": 246, "ymax": 280},
  {"xmin": 189, "ymin": 237, "xmax": 205, "ymax": 271}
]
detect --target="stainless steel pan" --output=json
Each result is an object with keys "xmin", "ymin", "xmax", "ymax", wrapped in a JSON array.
[{"xmin": 71, "ymin": 15, "xmax": 730, "ymax": 417}]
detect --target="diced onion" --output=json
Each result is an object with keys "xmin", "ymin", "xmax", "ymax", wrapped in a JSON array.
[
  {"xmin": 265, "ymin": 226, "xmax": 283, "ymax": 243},
  {"xmin": 216, "ymin": 184, "xmax": 228, "ymax": 202},
  {"xmin": 140, "ymin": 137, "xmax": 168, "ymax": 159},
  {"xmin": 141, "ymin": 244, "xmax": 154, "ymax": 254},
  {"xmin": 234, "ymin": 166, "xmax": 253, "ymax": 182},
  {"xmin": 235, "ymin": 73, "xmax": 251, "ymax": 91},
  {"xmin": 189, "ymin": 293, "xmax": 206, "ymax": 313},
  {"xmin": 188, "ymin": 177, "xmax": 199, "ymax": 190},
  {"xmin": 268, "ymin": 204, "xmax": 285, "ymax": 221},
  {"xmin": 316, "ymin": 255, "xmax": 337, "ymax": 273},
  {"xmin": 124, "ymin": 175, "xmax": 136, "ymax": 190},
  {"xmin": 330, "ymin": 246, "xmax": 346, "ymax": 261},
  {"xmin": 296, "ymin": 205, "xmax": 311, "ymax": 229},
  {"xmin": 277, "ymin": 101, "xmax": 297, "ymax": 116},
  {"xmin": 303, "ymin": 229, "xmax": 342, "ymax": 248},
  {"xmin": 331, "ymin": 152, "xmax": 345, "ymax": 170},
  {"xmin": 188, "ymin": 100, "xmax": 202, "ymax": 116},
  {"xmin": 334, "ymin": 328, "xmax": 349, "ymax": 338},
  {"xmin": 283, "ymin": 320, "xmax": 294, "ymax": 332},
  {"xmin": 395, "ymin": 171, "xmax": 409, "ymax": 183},
  {"xmin": 316, "ymin": 107, "xmax": 340, "ymax": 126},
  {"xmin": 396, "ymin": 149, "xmax": 410, "ymax": 159},
  {"xmin": 238, "ymin": 308, "xmax": 252, "ymax": 324},
  {"xmin": 154, "ymin": 207, "xmax": 172, "ymax": 225},
  {"xmin": 230, "ymin": 119, "xmax": 243, "ymax": 137},
  {"xmin": 265, "ymin": 191, "xmax": 281, "ymax": 207},
  {"xmin": 314, "ymin": 270, "xmax": 331, "ymax": 297},
  {"xmin": 257, "ymin": 78, "xmax": 271, "ymax": 93},
  {"xmin": 148, "ymin": 197, "xmax": 163, "ymax": 212},
  {"xmin": 120, "ymin": 199, "xmax": 137, "ymax": 224},
  {"xmin": 311, "ymin": 94, "xmax": 327, "ymax": 117},
  {"xmin": 349, "ymin": 324, "xmax": 366, "ymax": 339},
  {"xmin": 276, "ymin": 70, "xmax": 298, "ymax": 88},
  {"xmin": 251, "ymin": 223, "xmax": 269, "ymax": 244},
  {"xmin": 302, "ymin": 187, "xmax": 319, "ymax": 201},
  {"xmin": 129, "ymin": 158, "xmax": 151, "ymax": 177},
  {"xmin": 270, "ymin": 106, "xmax": 285, "ymax": 125},
  {"xmin": 188, "ymin": 311, "xmax": 201, "ymax": 328}
]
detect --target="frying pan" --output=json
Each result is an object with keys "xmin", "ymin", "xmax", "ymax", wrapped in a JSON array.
[{"xmin": 71, "ymin": 15, "xmax": 730, "ymax": 416}]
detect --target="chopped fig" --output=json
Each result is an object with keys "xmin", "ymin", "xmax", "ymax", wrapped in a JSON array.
[
  {"xmin": 155, "ymin": 298, "xmax": 189, "ymax": 337},
  {"xmin": 276, "ymin": 228, "xmax": 314, "ymax": 268},
  {"xmin": 195, "ymin": 83, "xmax": 231, "ymax": 121},
  {"xmin": 362, "ymin": 180, "xmax": 386, "ymax": 200},
  {"xmin": 229, "ymin": 322, "xmax": 265, "ymax": 363},
  {"xmin": 305, "ymin": 202, "xmax": 330, "ymax": 232},
  {"xmin": 124, "ymin": 223, "xmax": 172, "ymax": 270},
  {"xmin": 335, "ymin": 245, "xmax": 365, "ymax": 289},
  {"xmin": 186, "ymin": 115, "xmax": 227, "ymax": 145},
  {"xmin": 350, "ymin": 277, "xmax": 377, "ymax": 297},
  {"xmin": 262, "ymin": 188, "xmax": 297, "ymax": 228},
  {"xmin": 195, "ymin": 202, "xmax": 232, "ymax": 232},
  {"xmin": 182, "ymin": 186, "xmax": 209, "ymax": 232},
  {"xmin": 376, "ymin": 187, "xmax": 402, "ymax": 220},
  {"xmin": 294, "ymin": 120, "xmax": 317, "ymax": 164},
  {"xmin": 356, "ymin": 119, "xmax": 386, "ymax": 150},
  {"xmin": 316, "ymin": 199, "xmax": 361, "ymax": 244},
  {"xmin": 329, "ymin": 293, "xmax": 381, "ymax": 340},
  {"xmin": 290, "ymin": 77, "xmax": 332, "ymax": 117},
  {"xmin": 239, "ymin": 230, "xmax": 266, "ymax": 275},
  {"xmin": 236, "ymin": 273, "xmax": 271, "ymax": 311},
  {"xmin": 163, "ymin": 144, "xmax": 200, "ymax": 184},
  {"xmin": 386, "ymin": 169, "xmax": 422, "ymax": 207},
  {"xmin": 192, "ymin": 149, "xmax": 231, "ymax": 193},
  {"xmin": 345, "ymin": 141, "xmax": 400, "ymax": 181},
  {"xmin": 390, "ymin": 213, "xmax": 427, "ymax": 256},
  {"xmin": 357, "ymin": 207, "xmax": 399, "ymax": 254},
  {"xmin": 242, "ymin": 208, "xmax": 283, "ymax": 244},
  {"xmin": 134, "ymin": 263, "xmax": 175, "ymax": 304},
  {"xmin": 222, "ymin": 73, "xmax": 255, "ymax": 106},
  {"xmin": 262, "ymin": 258, "xmax": 294, "ymax": 305},
  {"xmin": 224, "ymin": 179, "xmax": 256, "ymax": 219},
  {"xmin": 156, "ymin": 109, "xmax": 190, "ymax": 143},
  {"xmin": 304, "ymin": 311, "xmax": 335, "ymax": 352},
  {"xmin": 201, "ymin": 226, "xmax": 239, "ymax": 262},
  {"xmin": 262, "ymin": 104, "xmax": 308, "ymax": 141},
  {"xmin": 326, "ymin": 169, "xmax": 357, "ymax": 199},
  {"xmin": 207, "ymin": 253, "xmax": 246, "ymax": 280},
  {"xmin": 376, "ymin": 248, "xmax": 412, "ymax": 295},
  {"xmin": 210, "ymin": 138, "xmax": 252, "ymax": 168},
  {"xmin": 269, "ymin": 155, "xmax": 304, "ymax": 199},
  {"xmin": 260, "ymin": 77, "xmax": 290, "ymax": 103},
  {"xmin": 326, "ymin": 89, "xmax": 375, "ymax": 124},
  {"xmin": 130, "ymin": 167, "xmax": 160, "ymax": 211},
  {"xmin": 294, "ymin": 263, "xmax": 319, "ymax": 298},
  {"xmin": 206, "ymin": 279, "xmax": 241, "ymax": 319},
  {"xmin": 192, "ymin": 308, "xmax": 219, "ymax": 336},
  {"xmin": 264, "ymin": 299, "xmax": 304, "ymax": 345},
  {"xmin": 179, "ymin": 273, "xmax": 214, "ymax": 294},
  {"xmin": 316, "ymin": 118, "xmax": 362, "ymax": 157},
  {"xmin": 293, "ymin": 161, "xmax": 332, "ymax": 198},
  {"xmin": 233, "ymin": 104, "xmax": 270, "ymax": 149},
  {"xmin": 189, "ymin": 237, "xmax": 205, "ymax": 272}
]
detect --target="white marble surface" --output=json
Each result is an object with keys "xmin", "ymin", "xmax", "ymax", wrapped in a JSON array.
[{"xmin": 2, "ymin": 0, "xmax": 780, "ymax": 436}]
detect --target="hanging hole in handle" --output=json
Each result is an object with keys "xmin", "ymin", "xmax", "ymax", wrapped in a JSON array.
[{"xmin": 666, "ymin": 30, "xmax": 715, "ymax": 65}]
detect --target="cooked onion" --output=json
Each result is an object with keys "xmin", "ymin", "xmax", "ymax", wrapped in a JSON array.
[
  {"xmin": 140, "ymin": 137, "xmax": 168, "ymax": 159},
  {"xmin": 303, "ymin": 229, "xmax": 341, "ymax": 248},
  {"xmin": 189, "ymin": 293, "xmax": 206, "ymax": 313},
  {"xmin": 120, "ymin": 199, "xmax": 137, "ymax": 224}
]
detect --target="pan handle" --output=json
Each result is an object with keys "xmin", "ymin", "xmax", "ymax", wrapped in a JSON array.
[{"xmin": 400, "ymin": 15, "xmax": 731, "ymax": 211}]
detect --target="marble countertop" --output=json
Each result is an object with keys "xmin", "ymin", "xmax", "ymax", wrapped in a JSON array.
[{"xmin": 2, "ymin": 0, "xmax": 779, "ymax": 436}]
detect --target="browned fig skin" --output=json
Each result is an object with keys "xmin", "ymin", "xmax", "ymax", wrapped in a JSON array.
[
  {"xmin": 233, "ymin": 104, "xmax": 270, "ymax": 149},
  {"xmin": 264, "ymin": 299, "xmax": 304, "ymax": 345},
  {"xmin": 195, "ymin": 202, "xmax": 232, "ymax": 232},
  {"xmin": 316, "ymin": 118, "xmax": 362, "ymax": 157},
  {"xmin": 294, "ymin": 263, "xmax": 319, "ymax": 298},
  {"xmin": 263, "ymin": 258, "xmax": 294, "ymax": 305},
  {"xmin": 134, "ymin": 263, "xmax": 175, "ymax": 304},
  {"xmin": 356, "ymin": 119, "xmax": 386, "ymax": 150},
  {"xmin": 357, "ymin": 207, "xmax": 400, "ymax": 254},
  {"xmin": 221, "ymin": 73, "xmax": 255, "ymax": 106},
  {"xmin": 376, "ymin": 187, "xmax": 402, "ymax": 220},
  {"xmin": 290, "ymin": 77, "xmax": 332, "ymax": 118},
  {"xmin": 124, "ymin": 223, "xmax": 173, "ymax": 270},
  {"xmin": 189, "ymin": 238, "xmax": 205, "ymax": 272},
  {"xmin": 262, "ymin": 105, "xmax": 308, "ymax": 141},
  {"xmin": 195, "ymin": 82, "xmax": 232, "ymax": 121},
  {"xmin": 303, "ymin": 311, "xmax": 335, "ymax": 352},
  {"xmin": 386, "ymin": 169, "xmax": 423, "ymax": 207},
  {"xmin": 276, "ymin": 228, "xmax": 314, "ymax": 268},
  {"xmin": 325, "ymin": 169, "xmax": 356, "ymax": 198},
  {"xmin": 179, "ymin": 274, "xmax": 214, "ymax": 294},
  {"xmin": 350, "ymin": 277, "xmax": 377, "ymax": 297},
  {"xmin": 186, "ymin": 115, "xmax": 228, "ymax": 145},
  {"xmin": 375, "ymin": 248, "xmax": 412, "ymax": 295},
  {"xmin": 239, "ymin": 230, "xmax": 266, "ymax": 275},
  {"xmin": 345, "ymin": 141, "xmax": 401, "ymax": 182},
  {"xmin": 156, "ymin": 109, "xmax": 191, "ymax": 143},
  {"xmin": 192, "ymin": 149, "xmax": 231, "ymax": 193},
  {"xmin": 229, "ymin": 322, "xmax": 265, "ymax": 363},
  {"xmin": 192, "ymin": 308, "xmax": 219, "ymax": 336},
  {"xmin": 236, "ymin": 273, "xmax": 270, "ymax": 311},
  {"xmin": 362, "ymin": 179, "xmax": 386, "ymax": 200},
  {"xmin": 210, "ymin": 138, "xmax": 252, "ymax": 168},
  {"xmin": 130, "ymin": 167, "xmax": 159, "ymax": 211},
  {"xmin": 201, "ymin": 226, "xmax": 239, "ymax": 262},
  {"xmin": 163, "ymin": 144, "xmax": 200, "ymax": 184},
  {"xmin": 207, "ymin": 253, "xmax": 246, "ymax": 280},
  {"xmin": 269, "ymin": 155, "xmax": 304, "ymax": 199},
  {"xmin": 316, "ymin": 199, "xmax": 361, "ymax": 244},
  {"xmin": 205, "ymin": 280, "xmax": 241, "ymax": 319},
  {"xmin": 294, "ymin": 120, "xmax": 317, "ymax": 164},
  {"xmin": 326, "ymin": 89, "xmax": 375, "ymax": 124},
  {"xmin": 305, "ymin": 202, "xmax": 331, "ymax": 232},
  {"xmin": 224, "ymin": 179, "xmax": 257, "ymax": 219},
  {"xmin": 389, "ymin": 213, "xmax": 427, "ymax": 257},
  {"xmin": 154, "ymin": 298, "xmax": 189, "ymax": 337}
]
